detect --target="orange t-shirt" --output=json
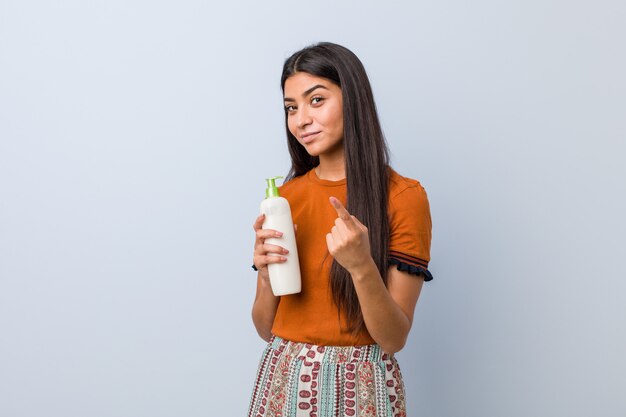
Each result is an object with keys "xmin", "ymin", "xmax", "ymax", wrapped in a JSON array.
[{"xmin": 271, "ymin": 167, "xmax": 432, "ymax": 346}]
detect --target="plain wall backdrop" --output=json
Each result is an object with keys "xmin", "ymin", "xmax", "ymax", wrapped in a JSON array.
[{"xmin": 1, "ymin": 1, "xmax": 625, "ymax": 416}]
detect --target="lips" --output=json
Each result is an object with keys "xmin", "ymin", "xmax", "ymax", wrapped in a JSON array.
[{"xmin": 300, "ymin": 131, "xmax": 320, "ymax": 144}]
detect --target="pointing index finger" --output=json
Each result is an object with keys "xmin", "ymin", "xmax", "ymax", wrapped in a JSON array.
[{"xmin": 329, "ymin": 196, "xmax": 351, "ymax": 221}]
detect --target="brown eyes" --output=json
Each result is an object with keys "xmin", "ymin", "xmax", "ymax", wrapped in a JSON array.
[{"xmin": 284, "ymin": 96, "xmax": 324, "ymax": 113}]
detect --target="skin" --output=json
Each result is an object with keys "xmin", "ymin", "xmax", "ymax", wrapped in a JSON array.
[{"xmin": 251, "ymin": 72, "xmax": 424, "ymax": 353}]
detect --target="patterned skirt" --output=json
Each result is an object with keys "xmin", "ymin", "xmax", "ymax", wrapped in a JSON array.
[{"xmin": 247, "ymin": 335, "xmax": 406, "ymax": 417}]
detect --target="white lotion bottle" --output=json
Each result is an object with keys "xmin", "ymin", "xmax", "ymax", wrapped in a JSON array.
[{"xmin": 260, "ymin": 176, "xmax": 301, "ymax": 296}]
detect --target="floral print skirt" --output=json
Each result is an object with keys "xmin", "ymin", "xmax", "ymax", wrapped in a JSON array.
[{"xmin": 247, "ymin": 335, "xmax": 406, "ymax": 417}]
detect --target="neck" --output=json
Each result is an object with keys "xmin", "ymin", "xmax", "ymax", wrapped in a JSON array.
[{"xmin": 316, "ymin": 151, "xmax": 346, "ymax": 181}]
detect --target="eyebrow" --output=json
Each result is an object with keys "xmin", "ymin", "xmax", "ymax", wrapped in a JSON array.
[{"xmin": 283, "ymin": 84, "xmax": 329, "ymax": 102}]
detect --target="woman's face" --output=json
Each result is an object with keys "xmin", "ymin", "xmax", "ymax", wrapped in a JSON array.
[{"xmin": 283, "ymin": 72, "xmax": 344, "ymax": 158}]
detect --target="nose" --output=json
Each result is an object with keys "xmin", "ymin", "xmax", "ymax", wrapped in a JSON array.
[{"xmin": 296, "ymin": 106, "xmax": 312, "ymax": 130}]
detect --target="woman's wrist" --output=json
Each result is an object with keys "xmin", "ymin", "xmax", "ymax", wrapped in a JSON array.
[
  {"xmin": 258, "ymin": 270, "xmax": 273, "ymax": 288},
  {"xmin": 348, "ymin": 257, "xmax": 378, "ymax": 282}
]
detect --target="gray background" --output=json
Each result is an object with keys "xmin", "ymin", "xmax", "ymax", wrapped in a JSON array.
[{"xmin": 1, "ymin": 0, "xmax": 624, "ymax": 416}]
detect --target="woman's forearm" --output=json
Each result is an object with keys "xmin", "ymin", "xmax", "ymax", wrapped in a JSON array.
[
  {"xmin": 251, "ymin": 274, "xmax": 280, "ymax": 342},
  {"xmin": 349, "ymin": 259, "xmax": 411, "ymax": 353}
]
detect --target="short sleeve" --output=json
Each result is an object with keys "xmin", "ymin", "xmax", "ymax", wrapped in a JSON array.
[{"xmin": 388, "ymin": 182, "xmax": 433, "ymax": 281}]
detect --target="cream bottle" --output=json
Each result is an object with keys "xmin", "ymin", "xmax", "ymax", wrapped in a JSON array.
[{"xmin": 260, "ymin": 176, "xmax": 301, "ymax": 296}]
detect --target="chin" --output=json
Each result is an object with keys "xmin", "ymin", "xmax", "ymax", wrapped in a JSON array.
[{"xmin": 300, "ymin": 143, "xmax": 324, "ymax": 157}]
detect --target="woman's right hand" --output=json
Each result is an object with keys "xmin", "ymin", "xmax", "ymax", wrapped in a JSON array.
[{"xmin": 252, "ymin": 214, "xmax": 289, "ymax": 281}]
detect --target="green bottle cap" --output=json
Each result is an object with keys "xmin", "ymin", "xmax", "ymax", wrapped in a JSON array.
[{"xmin": 265, "ymin": 176, "xmax": 283, "ymax": 198}]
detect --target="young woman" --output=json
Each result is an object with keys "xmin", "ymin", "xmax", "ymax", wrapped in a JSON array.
[{"xmin": 248, "ymin": 42, "xmax": 433, "ymax": 417}]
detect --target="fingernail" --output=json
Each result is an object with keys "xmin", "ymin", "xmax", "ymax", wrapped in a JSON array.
[
  {"xmin": 281, "ymin": 257, "xmax": 287, "ymax": 261},
  {"xmin": 283, "ymin": 249, "xmax": 289, "ymax": 254},
  {"xmin": 275, "ymin": 231, "xmax": 283, "ymax": 237}
]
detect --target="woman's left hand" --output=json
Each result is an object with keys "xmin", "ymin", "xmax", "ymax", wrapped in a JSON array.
[{"xmin": 326, "ymin": 196, "xmax": 373, "ymax": 273}]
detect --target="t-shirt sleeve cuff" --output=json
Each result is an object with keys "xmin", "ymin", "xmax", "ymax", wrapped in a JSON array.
[{"xmin": 388, "ymin": 253, "xmax": 434, "ymax": 282}]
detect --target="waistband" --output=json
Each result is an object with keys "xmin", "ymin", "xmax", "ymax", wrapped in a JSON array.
[{"xmin": 268, "ymin": 335, "xmax": 392, "ymax": 363}]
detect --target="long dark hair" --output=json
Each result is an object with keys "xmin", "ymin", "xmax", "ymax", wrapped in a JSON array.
[{"xmin": 281, "ymin": 42, "xmax": 390, "ymax": 335}]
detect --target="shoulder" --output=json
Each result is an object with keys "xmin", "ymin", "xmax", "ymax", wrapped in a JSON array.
[
  {"xmin": 278, "ymin": 171, "xmax": 310, "ymax": 196},
  {"xmin": 388, "ymin": 168, "xmax": 429, "ymax": 206},
  {"xmin": 387, "ymin": 167, "xmax": 431, "ymax": 230},
  {"xmin": 386, "ymin": 168, "xmax": 433, "ymax": 277}
]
